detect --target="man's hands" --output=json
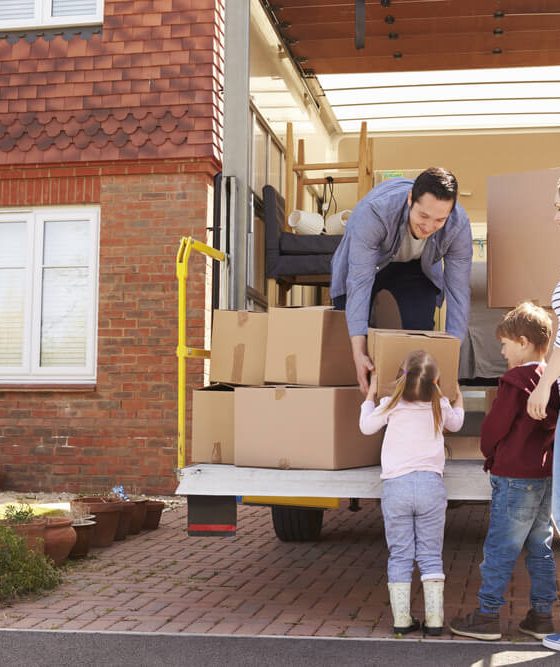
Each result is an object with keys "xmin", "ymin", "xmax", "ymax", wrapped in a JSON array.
[
  {"xmin": 366, "ymin": 372, "xmax": 378, "ymax": 402},
  {"xmin": 351, "ymin": 335, "xmax": 374, "ymax": 395}
]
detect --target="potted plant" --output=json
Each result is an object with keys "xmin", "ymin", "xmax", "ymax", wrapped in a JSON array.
[
  {"xmin": 68, "ymin": 504, "xmax": 97, "ymax": 559},
  {"xmin": 143, "ymin": 500, "xmax": 166, "ymax": 530},
  {"xmin": 1, "ymin": 503, "xmax": 46, "ymax": 554},
  {"xmin": 112, "ymin": 500, "xmax": 134, "ymax": 540},
  {"xmin": 127, "ymin": 496, "xmax": 148, "ymax": 535},
  {"xmin": 43, "ymin": 513, "xmax": 77, "ymax": 566},
  {"xmin": 70, "ymin": 496, "xmax": 120, "ymax": 548}
]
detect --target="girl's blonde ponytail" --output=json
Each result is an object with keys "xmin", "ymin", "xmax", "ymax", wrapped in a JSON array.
[
  {"xmin": 382, "ymin": 373, "xmax": 407, "ymax": 414},
  {"xmin": 382, "ymin": 350, "xmax": 444, "ymax": 435},
  {"xmin": 430, "ymin": 383, "xmax": 443, "ymax": 435}
]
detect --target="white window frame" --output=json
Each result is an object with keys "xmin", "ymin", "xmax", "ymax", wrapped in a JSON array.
[
  {"xmin": 0, "ymin": 206, "xmax": 100, "ymax": 385},
  {"xmin": 0, "ymin": 0, "xmax": 104, "ymax": 31}
]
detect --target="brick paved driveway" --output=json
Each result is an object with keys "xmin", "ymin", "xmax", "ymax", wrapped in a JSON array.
[{"xmin": 1, "ymin": 499, "xmax": 558, "ymax": 642}]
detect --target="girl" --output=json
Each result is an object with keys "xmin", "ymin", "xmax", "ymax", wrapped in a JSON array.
[{"xmin": 359, "ymin": 349, "xmax": 464, "ymax": 636}]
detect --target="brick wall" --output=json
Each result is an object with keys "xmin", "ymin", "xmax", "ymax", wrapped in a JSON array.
[
  {"xmin": 0, "ymin": 163, "xmax": 213, "ymax": 494},
  {"xmin": 0, "ymin": 0, "xmax": 225, "ymax": 493}
]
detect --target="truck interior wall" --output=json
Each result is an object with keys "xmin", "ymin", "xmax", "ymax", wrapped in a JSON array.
[{"xmin": 337, "ymin": 132, "xmax": 560, "ymax": 222}]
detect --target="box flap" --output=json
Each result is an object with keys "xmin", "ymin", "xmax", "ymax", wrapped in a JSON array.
[{"xmin": 195, "ymin": 383, "xmax": 235, "ymax": 392}]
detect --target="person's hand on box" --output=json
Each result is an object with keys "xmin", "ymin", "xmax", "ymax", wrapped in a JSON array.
[
  {"xmin": 452, "ymin": 382, "xmax": 464, "ymax": 409},
  {"xmin": 366, "ymin": 372, "xmax": 378, "ymax": 403},
  {"xmin": 351, "ymin": 335, "xmax": 374, "ymax": 396}
]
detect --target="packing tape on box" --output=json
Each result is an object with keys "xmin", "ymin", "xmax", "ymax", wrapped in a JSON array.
[
  {"xmin": 237, "ymin": 311, "xmax": 249, "ymax": 326},
  {"xmin": 211, "ymin": 442, "xmax": 222, "ymax": 464},
  {"xmin": 275, "ymin": 388, "xmax": 286, "ymax": 400},
  {"xmin": 285, "ymin": 354, "xmax": 297, "ymax": 384},
  {"xmin": 232, "ymin": 343, "xmax": 245, "ymax": 384}
]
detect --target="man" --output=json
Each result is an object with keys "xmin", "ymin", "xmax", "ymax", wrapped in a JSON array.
[{"xmin": 331, "ymin": 167, "xmax": 473, "ymax": 394}]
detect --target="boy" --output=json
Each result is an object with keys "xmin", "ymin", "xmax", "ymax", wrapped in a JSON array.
[{"xmin": 450, "ymin": 301, "xmax": 559, "ymax": 641}]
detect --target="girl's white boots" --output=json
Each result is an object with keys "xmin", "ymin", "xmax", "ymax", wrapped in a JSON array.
[
  {"xmin": 422, "ymin": 578, "xmax": 445, "ymax": 636},
  {"xmin": 388, "ymin": 582, "xmax": 420, "ymax": 634}
]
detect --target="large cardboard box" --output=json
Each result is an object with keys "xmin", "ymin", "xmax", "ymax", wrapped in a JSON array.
[
  {"xmin": 191, "ymin": 384, "xmax": 234, "ymax": 464},
  {"xmin": 234, "ymin": 385, "xmax": 382, "ymax": 469},
  {"xmin": 209, "ymin": 310, "xmax": 268, "ymax": 385},
  {"xmin": 367, "ymin": 329, "xmax": 460, "ymax": 399},
  {"xmin": 264, "ymin": 307, "xmax": 355, "ymax": 386},
  {"xmin": 445, "ymin": 436, "xmax": 483, "ymax": 461},
  {"xmin": 488, "ymin": 167, "xmax": 560, "ymax": 308}
]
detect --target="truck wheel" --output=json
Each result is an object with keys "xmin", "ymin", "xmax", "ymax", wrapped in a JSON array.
[{"xmin": 271, "ymin": 506, "xmax": 324, "ymax": 541}]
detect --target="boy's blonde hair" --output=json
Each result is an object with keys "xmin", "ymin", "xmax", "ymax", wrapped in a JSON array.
[
  {"xmin": 496, "ymin": 301, "xmax": 552, "ymax": 355},
  {"xmin": 383, "ymin": 349, "xmax": 443, "ymax": 434}
]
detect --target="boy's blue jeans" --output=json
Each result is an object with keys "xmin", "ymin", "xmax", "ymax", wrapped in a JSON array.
[
  {"xmin": 381, "ymin": 471, "xmax": 447, "ymax": 583},
  {"xmin": 479, "ymin": 474, "xmax": 556, "ymax": 615}
]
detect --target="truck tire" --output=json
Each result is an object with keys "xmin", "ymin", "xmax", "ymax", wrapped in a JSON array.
[{"xmin": 271, "ymin": 506, "xmax": 324, "ymax": 541}]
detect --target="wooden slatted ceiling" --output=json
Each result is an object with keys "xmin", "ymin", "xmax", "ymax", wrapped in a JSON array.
[{"xmin": 267, "ymin": 0, "xmax": 560, "ymax": 73}]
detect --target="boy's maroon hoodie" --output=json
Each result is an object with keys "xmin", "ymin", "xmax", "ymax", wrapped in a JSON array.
[{"xmin": 481, "ymin": 363, "xmax": 560, "ymax": 478}]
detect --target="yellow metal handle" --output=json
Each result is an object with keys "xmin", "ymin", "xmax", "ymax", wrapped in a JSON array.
[{"xmin": 176, "ymin": 237, "xmax": 226, "ymax": 471}]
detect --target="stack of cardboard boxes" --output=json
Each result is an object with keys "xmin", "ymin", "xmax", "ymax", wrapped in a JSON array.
[
  {"xmin": 193, "ymin": 307, "xmax": 380, "ymax": 470},
  {"xmin": 191, "ymin": 307, "xmax": 479, "ymax": 470}
]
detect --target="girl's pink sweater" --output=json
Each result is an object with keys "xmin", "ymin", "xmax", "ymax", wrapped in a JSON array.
[{"xmin": 360, "ymin": 397, "xmax": 464, "ymax": 480}]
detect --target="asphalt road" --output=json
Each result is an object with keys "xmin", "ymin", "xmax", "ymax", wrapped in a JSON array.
[{"xmin": 0, "ymin": 630, "xmax": 558, "ymax": 667}]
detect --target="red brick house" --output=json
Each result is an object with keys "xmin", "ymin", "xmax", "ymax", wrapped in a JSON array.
[{"xmin": 0, "ymin": 0, "xmax": 224, "ymax": 493}]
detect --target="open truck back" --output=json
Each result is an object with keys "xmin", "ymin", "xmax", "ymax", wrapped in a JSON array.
[{"xmin": 175, "ymin": 236, "xmax": 492, "ymax": 541}]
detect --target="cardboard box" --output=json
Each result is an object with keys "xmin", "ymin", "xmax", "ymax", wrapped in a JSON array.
[
  {"xmin": 367, "ymin": 329, "xmax": 460, "ymax": 399},
  {"xmin": 234, "ymin": 385, "xmax": 382, "ymax": 469},
  {"xmin": 264, "ymin": 307, "xmax": 355, "ymax": 386},
  {"xmin": 209, "ymin": 310, "xmax": 268, "ymax": 385},
  {"xmin": 488, "ymin": 167, "xmax": 560, "ymax": 308},
  {"xmin": 191, "ymin": 384, "xmax": 234, "ymax": 464},
  {"xmin": 445, "ymin": 436, "xmax": 483, "ymax": 460}
]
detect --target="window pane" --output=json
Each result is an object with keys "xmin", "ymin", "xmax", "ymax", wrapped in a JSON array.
[
  {"xmin": 52, "ymin": 0, "xmax": 98, "ymax": 16},
  {"xmin": 40, "ymin": 268, "xmax": 88, "ymax": 367},
  {"xmin": 44, "ymin": 219, "xmax": 89, "ymax": 266},
  {"xmin": 0, "ymin": 269, "xmax": 25, "ymax": 366},
  {"xmin": 252, "ymin": 120, "xmax": 267, "ymax": 197},
  {"xmin": 0, "ymin": 1, "xmax": 34, "ymax": 20},
  {"xmin": 251, "ymin": 215, "xmax": 265, "ymax": 295},
  {"xmin": 269, "ymin": 141, "xmax": 283, "ymax": 194},
  {"xmin": 0, "ymin": 221, "xmax": 26, "ymax": 266}
]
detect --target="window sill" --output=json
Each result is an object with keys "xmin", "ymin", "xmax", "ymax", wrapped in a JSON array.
[{"xmin": 0, "ymin": 384, "xmax": 96, "ymax": 393}]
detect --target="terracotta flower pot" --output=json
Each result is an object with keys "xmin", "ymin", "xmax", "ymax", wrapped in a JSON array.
[
  {"xmin": 128, "ymin": 499, "xmax": 148, "ymax": 535},
  {"xmin": 44, "ymin": 517, "xmax": 77, "ymax": 566},
  {"xmin": 143, "ymin": 501, "xmax": 165, "ymax": 530},
  {"xmin": 69, "ymin": 520, "xmax": 96, "ymax": 559},
  {"xmin": 113, "ymin": 501, "xmax": 134, "ymax": 540},
  {"xmin": 71, "ymin": 498, "xmax": 120, "ymax": 548}
]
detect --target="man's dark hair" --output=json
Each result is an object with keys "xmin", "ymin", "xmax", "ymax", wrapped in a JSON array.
[{"xmin": 411, "ymin": 167, "xmax": 458, "ymax": 208}]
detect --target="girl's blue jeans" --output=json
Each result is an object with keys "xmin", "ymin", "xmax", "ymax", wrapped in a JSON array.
[
  {"xmin": 381, "ymin": 471, "xmax": 447, "ymax": 583},
  {"xmin": 479, "ymin": 474, "xmax": 556, "ymax": 614}
]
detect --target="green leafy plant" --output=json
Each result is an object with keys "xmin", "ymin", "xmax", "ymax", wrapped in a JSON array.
[
  {"xmin": 3, "ymin": 503, "xmax": 35, "ymax": 524},
  {"xmin": 0, "ymin": 526, "xmax": 62, "ymax": 602}
]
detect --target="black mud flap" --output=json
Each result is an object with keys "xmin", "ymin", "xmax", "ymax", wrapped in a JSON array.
[{"xmin": 187, "ymin": 495, "xmax": 237, "ymax": 537}]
